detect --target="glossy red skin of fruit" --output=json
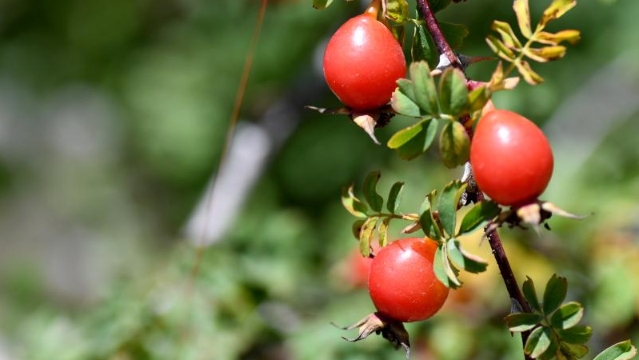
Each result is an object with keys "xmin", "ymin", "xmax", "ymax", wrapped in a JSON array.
[
  {"xmin": 470, "ymin": 109, "xmax": 554, "ymax": 206},
  {"xmin": 368, "ymin": 238, "xmax": 449, "ymax": 323},
  {"xmin": 323, "ymin": 14, "xmax": 406, "ymax": 111}
]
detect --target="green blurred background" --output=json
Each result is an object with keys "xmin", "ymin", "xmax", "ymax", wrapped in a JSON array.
[{"xmin": 0, "ymin": 0, "xmax": 637, "ymax": 359}]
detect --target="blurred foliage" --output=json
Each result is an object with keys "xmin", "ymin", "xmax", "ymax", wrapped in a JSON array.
[{"xmin": 0, "ymin": 0, "xmax": 638, "ymax": 359}]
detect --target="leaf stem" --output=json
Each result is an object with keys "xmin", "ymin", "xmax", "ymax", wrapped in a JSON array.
[{"xmin": 415, "ymin": 0, "xmax": 463, "ymax": 70}]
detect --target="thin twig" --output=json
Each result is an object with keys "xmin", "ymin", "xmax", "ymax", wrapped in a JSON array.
[
  {"xmin": 415, "ymin": 0, "xmax": 462, "ymax": 69},
  {"xmin": 414, "ymin": 1, "xmax": 532, "ymax": 357}
]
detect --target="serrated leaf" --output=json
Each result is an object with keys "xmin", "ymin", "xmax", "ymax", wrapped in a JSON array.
[
  {"xmin": 492, "ymin": 20, "xmax": 522, "ymax": 48},
  {"xmin": 556, "ymin": 325, "xmax": 592, "ymax": 345},
  {"xmin": 505, "ymin": 313, "xmax": 543, "ymax": 332},
  {"xmin": 387, "ymin": 182, "xmax": 405, "ymax": 213},
  {"xmin": 359, "ymin": 216, "xmax": 379, "ymax": 257},
  {"xmin": 363, "ymin": 171, "xmax": 384, "ymax": 212},
  {"xmin": 384, "ymin": 0, "xmax": 409, "ymax": 24},
  {"xmin": 439, "ymin": 68, "xmax": 469, "ymax": 117},
  {"xmin": 439, "ymin": 22, "xmax": 469, "ymax": 50},
  {"xmin": 447, "ymin": 240, "xmax": 488, "ymax": 273},
  {"xmin": 378, "ymin": 217, "xmax": 390, "ymax": 247},
  {"xmin": 409, "ymin": 61, "xmax": 439, "ymax": 116},
  {"xmin": 536, "ymin": 30, "xmax": 581, "ymax": 45},
  {"xmin": 420, "ymin": 208, "xmax": 441, "ymax": 240},
  {"xmin": 513, "ymin": 0, "xmax": 532, "ymax": 38},
  {"xmin": 525, "ymin": 46, "xmax": 567, "ymax": 63},
  {"xmin": 411, "ymin": 22, "xmax": 438, "ymax": 68},
  {"xmin": 593, "ymin": 340, "xmax": 637, "ymax": 360},
  {"xmin": 486, "ymin": 35, "xmax": 517, "ymax": 61},
  {"xmin": 525, "ymin": 326, "xmax": 553, "ymax": 358},
  {"xmin": 543, "ymin": 274, "xmax": 567, "ymax": 315},
  {"xmin": 514, "ymin": 60, "xmax": 544, "ymax": 85},
  {"xmin": 523, "ymin": 277, "xmax": 542, "ymax": 312},
  {"xmin": 438, "ymin": 180, "xmax": 466, "ymax": 236},
  {"xmin": 342, "ymin": 185, "xmax": 368, "ymax": 218},
  {"xmin": 312, "ymin": 0, "xmax": 333, "ymax": 9},
  {"xmin": 391, "ymin": 86, "xmax": 421, "ymax": 117},
  {"xmin": 439, "ymin": 121, "xmax": 470, "ymax": 168},
  {"xmin": 540, "ymin": 0, "xmax": 577, "ymax": 27},
  {"xmin": 458, "ymin": 200, "xmax": 501, "ymax": 235},
  {"xmin": 387, "ymin": 118, "xmax": 438, "ymax": 160},
  {"xmin": 352, "ymin": 219, "xmax": 366, "ymax": 240},
  {"xmin": 559, "ymin": 342, "xmax": 589, "ymax": 359},
  {"xmin": 550, "ymin": 302, "xmax": 583, "ymax": 330}
]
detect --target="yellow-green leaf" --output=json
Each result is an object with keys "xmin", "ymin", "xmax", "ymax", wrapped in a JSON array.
[
  {"xmin": 513, "ymin": 0, "xmax": 532, "ymax": 38},
  {"xmin": 514, "ymin": 60, "xmax": 544, "ymax": 85},
  {"xmin": 540, "ymin": 0, "xmax": 577, "ymax": 27},
  {"xmin": 536, "ymin": 30, "xmax": 581, "ymax": 45},
  {"xmin": 492, "ymin": 20, "xmax": 522, "ymax": 49},
  {"xmin": 525, "ymin": 45, "xmax": 567, "ymax": 63},
  {"xmin": 486, "ymin": 35, "xmax": 517, "ymax": 61}
]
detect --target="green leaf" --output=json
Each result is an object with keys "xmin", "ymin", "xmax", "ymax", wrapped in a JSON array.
[
  {"xmin": 391, "ymin": 85, "xmax": 421, "ymax": 117},
  {"xmin": 438, "ymin": 180, "xmax": 466, "ymax": 236},
  {"xmin": 466, "ymin": 85, "xmax": 492, "ymax": 113},
  {"xmin": 523, "ymin": 277, "xmax": 542, "ymax": 312},
  {"xmin": 438, "ymin": 68, "xmax": 469, "ymax": 117},
  {"xmin": 411, "ymin": 22, "xmax": 438, "ymax": 68},
  {"xmin": 409, "ymin": 61, "xmax": 439, "ymax": 116},
  {"xmin": 559, "ymin": 342, "xmax": 589, "ymax": 359},
  {"xmin": 387, "ymin": 118, "xmax": 438, "ymax": 160},
  {"xmin": 550, "ymin": 301, "xmax": 584, "ymax": 330},
  {"xmin": 458, "ymin": 200, "xmax": 501, "ymax": 235},
  {"xmin": 378, "ymin": 217, "xmax": 390, "ymax": 247},
  {"xmin": 351, "ymin": 219, "xmax": 365, "ymax": 240},
  {"xmin": 387, "ymin": 182, "xmax": 405, "ymax": 214},
  {"xmin": 525, "ymin": 326, "xmax": 553, "ymax": 358},
  {"xmin": 593, "ymin": 340, "xmax": 637, "ymax": 360},
  {"xmin": 513, "ymin": 0, "xmax": 532, "ymax": 38},
  {"xmin": 543, "ymin": 274, "xmax": 568, "ymax": 315},
  {"xmin": 486, "ymin": 35, "xmax": 517, "ymax": 61},
  {"xmin": 447, "ymin": 239, "xmax": 488, "ymax": 273},
  {"xmin": 439, "ymin": 121, "xmax": 470, "ymax": 168},
  {"xmin": 359, "ymin": 216, "xmax": 379, "ymax": 257},
  {"xmin": 540, "ymin": 0, "xmax": 577, "ymax": 27},
  {"xmin": 505, "ymin": 313, "xmax": 543, "ymax": 332},
  {"xmin": 312, "ymin": 0, "xmax": 333, "ymax": 9},
  {"xmin": 385, "ymin": 0, "xmax": 409, "ymax": 24},
  {"xmin": 420, "ymin": 208, "xmax": 441, "ymax": 240},
  {"xmin": 341, "ymin": 185, "xmax": 368, "ymax": 218},
  {"xmin": 433, "ymin": 245, "xmax": 452, "ymax": 287},
  {"xmin": 439, "ymin": 22, "xmax": 469, "ymax": 50},
  {"xmin": 492, "ymin": 20, "xmax": 522, "ymax": 48},
  {"xmin": 556, "ymin": 325, "xmax": 593, "ymax": 345},
  {"xmin": 363, "ymin": 171, "xmax": 384, "ymax": 212},
  {"xmin": 420, "ymin": 189, "xmax": 437, "ymax": 214},
  {"xmin": 430, "ymin": 0, "xmax": 452, "ymax": 13}
]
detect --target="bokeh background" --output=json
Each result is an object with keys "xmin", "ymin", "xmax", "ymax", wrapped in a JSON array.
[{"xmin": 0, "ymin": 0, "xmax": 638, "ymax": 359}]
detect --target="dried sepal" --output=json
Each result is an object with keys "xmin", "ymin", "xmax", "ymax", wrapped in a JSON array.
[{"xmin": 334, "ymin": 312, "xmax": 411, "ymax": 358}]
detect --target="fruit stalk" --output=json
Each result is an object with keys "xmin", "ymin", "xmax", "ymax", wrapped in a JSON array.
[{"xmin": 415, "ymin": 0, "xmax": 462, "ymax": 69}]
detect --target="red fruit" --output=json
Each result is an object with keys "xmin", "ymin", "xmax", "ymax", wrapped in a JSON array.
[
  {"xmin": 470, "ymin": 109, "xmax": 554, "ymax": 206},
  {"xmin": 368, "ymin": 238, "xmax": 449, "ymax": 323},
  {"xmin": 323, "ymin": 14, "xmax": 406, "ymax": 111}
]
